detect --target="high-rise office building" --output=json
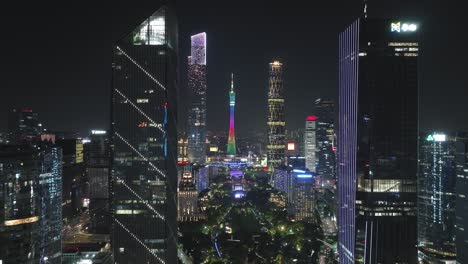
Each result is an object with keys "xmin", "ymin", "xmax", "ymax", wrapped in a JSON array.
[
  {"xmin": 267, "ymin": 61, "xmax": 285, "ymax": 171},
  {"xmin": 338, "ymin": 19, "xmax": 419, "ymax": 264},
  {"xmin": 227, "ymin": 73, "xmax": 236, "ymax": 157},
  {"xmin": 315, "ymin": 99, "xmax": 336, "ymax": 182},
  {"xmin": 418, "ymin": 132, "xmax": 457, "ymax": 263},
  {"xmin": 8, "ymin": 108, "xmax": 41, "ymax": 143},
  {"xmin": 111, "ymin": 5, "xmax": 178, "ymax": 263},
  {"xmin": 87, "ymin": 130, "xmax": 111, "ymax": 234},
  {"xmin": 456, "ymin": 132, "xmax": 468, "ymax": 264},
  {"xmin": 187, "ymin": 32, "xmax": 207, "ymax": 164},
  {"xmin": 291, "ymin": 169, "xmax": 315, "ymax": 222},
  {"xmin": 178, "ymin": 171, "xmax": 204, "ymax": 222},
  {"xmin": 305, "ymin": 116, "xmax": 317, "ymax": 172},
  {"xmin": 38, "ymin": 144, "xmax": 63, "ymax": 264},
  {"xmin": 0, "ymin": 145, "xmax": 41, "ymax": 263}
]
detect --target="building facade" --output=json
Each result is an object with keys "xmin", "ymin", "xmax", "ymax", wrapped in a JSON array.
[
  {"xmin": 38, "ymin": 144, "xmax": 63, "ymax": 264},
  {"xmin": 0, "ymin": 144, "xmax": 62, "ymax": 263},
  {"xmin": 0, "ymin": 145, "xmax": 41, "ymax": 263},
  {"xmin": 8, "ymin": 108, "xmax": 41, "ymax": 143},
  {"xmin": 267, "ymin": 61, "xmax": 285, "ymax": 171},
  {"xmin": 178, "ymin": 171, "xmax": 204, "ymax": 222},
  {"xmin": 292, "ymin": 169, "xmax": 315, "ymax": 222},
  {"xmin": 315, "ymin": 99, "xmax": 336, "ymax": 182},
  {"xmin": 187, "ymin": 32, "xmax": 207, "ymax": 163},
  {"xmin": 305, "ymin": 116, "xmax": 317, "ymax": 172},
  {"xmin": 111, "ymin": 5, "xmax": 178, "ymax": 263},
  {"xmin": 87, "ymin": 130, "xmax": 111, "ymax": 234},
  {"xmin": 456, "ymin": 132, "xmax": 468, "ymax": 264},
  {"xmin": 338, "ymin": 19, "xmax": 419, "ymax": 264},
  {"xmin": 418, "ymin": 132, "xmax": 457, "ymax": 263}
]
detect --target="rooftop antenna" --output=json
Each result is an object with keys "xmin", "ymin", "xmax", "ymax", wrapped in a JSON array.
[
  {"xmin": 231, "ymin": 73, "xmax": 234, "ymax": 92},
  {"xmin": 363, "ymin": 0, "xmax": 368, "ymax": 18}
]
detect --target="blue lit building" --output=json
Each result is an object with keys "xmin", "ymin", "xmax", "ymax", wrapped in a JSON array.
[
  {"xmin": 338, "ymin": 18, "xmax": 419, "ymax": 263},
  {"xmin": 38, "ymin": 144, "xmax": 63, "ymax": 264}
]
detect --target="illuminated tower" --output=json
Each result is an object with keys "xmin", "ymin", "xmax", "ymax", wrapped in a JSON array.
[
  {"xmin": 187, "ymin": 32, "xmax": 207, "ymax": 163},
  {"xmin": 227, "ymin": 73, "xmax": 236, "ymax": 157},
  {"xmin": 267, "ymin": 61, "xmax": 285, "ymax": 171}
]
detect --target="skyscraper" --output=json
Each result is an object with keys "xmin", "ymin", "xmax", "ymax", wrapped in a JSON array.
[
  {"xmin": 305, "ymin": 116, "xmax": 317, "ymax": 172},
  {"xmin": 187, "ymin": 32, "xmax": 207, "ymax": 164},
  {"xmin": 455, "ymin": 132, "xmax": 468, "ymax": 264},
  {"xmin": 8, "ymin": 108, "xmax": 41, "ymax": 143},
  {"xmin": 267, "ymin": 61, "xmax": 285, "ymax": 171},
  {"xmin": 111, "ymin": 5, "xmax": 178, "ymax": 263},
  {"xmin": 418, "ymin": 132, "xmax": 457, "ymax": 263},
  {"xmin": 315, "ymin": 99, "xmax": 336, "ymax": 183},
  {"xmin": 87, "ymin": 130, "xmax": 110, "ymax": 234},
  {"xmin": 177, "ymin": 171, "xmax": 204, "ymax": 222},
  {"xmin": 0, "ymin": 145, "xmax": 41, "ymax": 263},
  {"xmin": 38, "ymin": 144, "xmax": 63, "ymax": 264},
  {"xmin": 338, "ymin": 19, "xmax": 419, "ymax": 264},
  {"xmin": 227, "ymin": 73, "xmax": 236, "ymax": 157},
  {"xmin": 1, "ymin": 144, "xmax": 62, "ymax": 263},
  {"xmin": 291, "ymin": 169, "xmax": 315, "ymax": 222}
]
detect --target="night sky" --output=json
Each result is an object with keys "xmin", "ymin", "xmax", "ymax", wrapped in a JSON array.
[{"xmin": 0, "ymin": 1, "xmax": 466, "ymax": 136}]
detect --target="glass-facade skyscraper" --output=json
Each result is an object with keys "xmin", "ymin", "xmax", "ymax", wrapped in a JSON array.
[
  {"xmin": 187, "ymin": 32, "xmax": 207, "ymax": 164},
  {"xmin": 111, "ymin": 5, "xmax": 178, "ymax": 263},
  {"xmin": 87, "ymin": 130, "xmax": 111, "ymax": 234},
  {"xmin": 418, "ymin": 132, "xmax": 457, "ymax": 263},
  {"xmin": 1, "ymin": 144, "xmax": 62, "ymax": 264},
  {"xmin": 304, "ymin": 116, "xmax": 317, "ymax": 172},
  {"xmin": 315, "ymin": 99, "xmax": 336, "ymax": 183},
  {"xmin": 338, "ymin": 19, "xmax": 419, "ymax": 264},
  {"xmin": 267, "ymin": 61, "xmax": 285, "ymax": 171}
]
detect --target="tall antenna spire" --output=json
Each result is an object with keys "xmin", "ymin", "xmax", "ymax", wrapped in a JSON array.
[
  {"xmin": 363, "ymin": 0, "xmax": 368, "ymax": 18},
  {"xmin": 231, "ymin": 73, "xmax": 234, "ymax": 92}
]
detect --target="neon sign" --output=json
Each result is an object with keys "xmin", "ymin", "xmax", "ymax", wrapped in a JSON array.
[{"xmin": 391, "ymin": 22, "xmax": 417, "ymax": 33}]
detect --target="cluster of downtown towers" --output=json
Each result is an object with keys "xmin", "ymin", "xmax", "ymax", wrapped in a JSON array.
[
  {"xmin": 2, "ymin": 3, "xmax": 468, "ymax": 264},
  {"xmin": 109, "ymin": 5, "xmax": 468, "ymax": 264}
]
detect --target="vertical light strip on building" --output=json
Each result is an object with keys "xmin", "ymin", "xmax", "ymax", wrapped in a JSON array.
[{"xmin": 338, "ymin": 19, "xmax": 359, "ymax": 264}]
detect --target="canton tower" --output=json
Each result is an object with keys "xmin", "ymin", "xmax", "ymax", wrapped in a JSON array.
[{"xmin": 227, "ymin": 73, "xmax": 236, "ymax": 156}]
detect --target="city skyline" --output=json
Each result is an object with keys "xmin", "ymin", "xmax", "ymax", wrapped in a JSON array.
[
  {"xmin": 0, "ymin": 1, "xmax": 466, "ymax": 136},
  {"xmin": 1, "ymin": 1, "xmax": 468, "ymax": 263}
]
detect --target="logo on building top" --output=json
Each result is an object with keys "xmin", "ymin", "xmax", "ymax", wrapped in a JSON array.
[{"xmin": 391, "ymin": 22, "xmax": 418, "ymax": 33}]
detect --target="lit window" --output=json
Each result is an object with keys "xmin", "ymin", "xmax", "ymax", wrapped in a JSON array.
[
  {"xmin": 119, "ymin": 247, "xmax": 125, "ymax": 253},
  {"xmin": 137, "ymin": 98, "xmax": 149, "ymax": 103}
]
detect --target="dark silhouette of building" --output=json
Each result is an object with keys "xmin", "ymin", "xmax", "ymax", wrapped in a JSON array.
[
  {"xmin": 111, "ymin": 5, "xmax": 178, "ymax": 263},
  {"xmin": 456, "ymin": 132, "xmax": 468, "ymax": 264},
  {"xmin": 338, "ymin": 18, "xmax": 419, "ymax": 264}
]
